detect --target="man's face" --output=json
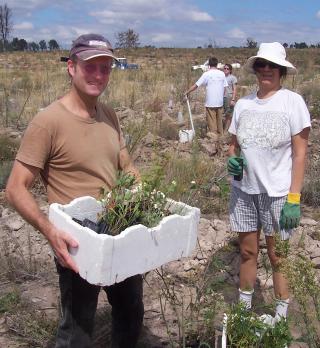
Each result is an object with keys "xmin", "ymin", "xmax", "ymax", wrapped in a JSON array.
[
  {"xmin": 68, "ymin": 56, "xmax": 113, "ymax": 97},
  {"xmin": 223, "ymin": 66, "xmax": 231, "ymax": 76}
]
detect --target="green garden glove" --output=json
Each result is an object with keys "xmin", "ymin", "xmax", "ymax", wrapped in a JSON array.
[
  {"xmin": 227, "ymin": 156, "xmax": 245, "ymax": 176},
  {"xmin": 279, "ymin": 193, "xmax": 301, "ymax": 229}
]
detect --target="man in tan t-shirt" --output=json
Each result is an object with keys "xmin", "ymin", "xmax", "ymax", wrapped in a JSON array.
[{"xmin": 6, "ymin": 34, "xmax": 143, "ymax": 348}]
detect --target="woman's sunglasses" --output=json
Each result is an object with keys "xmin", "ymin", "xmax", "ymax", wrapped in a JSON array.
[{"xmin": 253, "ymin": 60, "xmax": 281, "ymax": 70}]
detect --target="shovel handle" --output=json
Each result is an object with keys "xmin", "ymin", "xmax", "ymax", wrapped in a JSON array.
[{"xmin": 186, "ymin": 97, "xmax": 195, "ymax": 133}]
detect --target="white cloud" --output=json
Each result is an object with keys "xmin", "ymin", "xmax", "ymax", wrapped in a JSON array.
[
  {"xmin": 185, "ymin": 10, "xmax": 213, "ymax": 22},
  {"xmin": 151, "ymin": 33, "xmax": 173, "ymax": 43},
  {"xmin": 227, "ymin": 28, "xmax": 246, "ymax": 39},
  {"xmin": 90, "ymin": 1, "xmax": 212, "ymax": 24},
  {"xmin": 316, "ymin": 10, "xmax": 320, "ymax": 19},
  {"xmin": 14, "ymin": 22, "xmax": 34, "ymax": 30}
]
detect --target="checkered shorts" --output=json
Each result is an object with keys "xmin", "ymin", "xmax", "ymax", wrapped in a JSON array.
[{"xmin": 229, "ymin": 186, "xmax": 293, "ymax": 240}]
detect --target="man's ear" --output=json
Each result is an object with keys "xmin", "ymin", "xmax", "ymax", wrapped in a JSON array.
[{"xmin": 67, "ymin": 59, "xmax": 75, "ymax": 77}]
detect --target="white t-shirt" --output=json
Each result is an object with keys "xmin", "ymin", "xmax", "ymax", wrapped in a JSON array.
[
  {"xmin": 229, "ymin": 88, "xmax": 311, "ymax": 197},
  {"xmin": 196, "ymin": 68, "xmax": 228, "ymax": 107}
]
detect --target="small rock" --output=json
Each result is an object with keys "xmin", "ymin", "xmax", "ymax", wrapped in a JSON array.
[
  {"xmin": 183, "ymin": 260, "xmax": 198, "ymax": 271},
  {"xmin": 308, "ymin": 243, "xmax": 320, "ymax": 259},
  {"xmin": 143, "ymin": 132, "xmax": 155, "ymax": 147},
  {"xmin": 311, "ymin": 256, "xmax": 320, "ymax": 268},
  {"xmin": 199, "ymin": 141, "xmax": 217, "ymax": 157},
  {"xmin": 5, "ymin": 217, "xmax": 25, "ymax": 230},
  {"xmin": 206, "ymin": 132, "xmax": 219, "ymax": 141},
  {"xmin": 32, "ymin": 297, "xmax": 42, "ymax": 303},
  {"xmin": 9, "ymin": 131, "xmax": 21, "ymax": 138},
  {"xmin": 300, "ymin": 217, "xmax": 317, "ymax": 226},
  {"xmin": 195, "ymin": 252, "xmax": 207, "ymax": 261},
  {"xmin": 0, "ymin": 317, "xmax": 9, "ymax": 334},
  {"xmin": 209, "ymin": 184, "xmax": 220, "ymax": 196},
  {"xmin": 289, "ymin": 342, "xmax": 310, "ymax": 348},
  {"xmin": 1, "ymin": 208, "xmax": 11, "ymax": 217},
  {"xmin": 257, "ymin": 273, "xmax": 273, "ymax": 289}
]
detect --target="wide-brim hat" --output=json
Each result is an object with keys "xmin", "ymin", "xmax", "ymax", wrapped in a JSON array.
[
  {"xmin": 69, "ymin": 33, "xmax": 119, "ymax": 61},
  {"xmin": 244, "ymin": 42, "xmax": 296, "ymax": 75}
]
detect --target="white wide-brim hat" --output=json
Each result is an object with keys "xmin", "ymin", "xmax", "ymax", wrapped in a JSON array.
[{"xmin": 244, "ymin": 42, "xmax": 297, "ymax": 75}]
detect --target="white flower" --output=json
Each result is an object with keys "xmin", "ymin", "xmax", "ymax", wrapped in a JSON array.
[
  {"xmin": 190, "ymin": 180, "xmax": 196, "ymax": 189},
  {"xmin": 171, "ymin": 180, "xmax": 177, "ymax": 186}
]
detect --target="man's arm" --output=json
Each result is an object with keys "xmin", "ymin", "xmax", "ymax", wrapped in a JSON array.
[
  {"xmin": 5, "ymin": 160, "xmax": 79, "ymax": 272},
  {"xmin": 119, "ymin": 147, "xmax": 140, "ymax": 181},
  {"xmin": 231, "ymin": 82, "xmax": 238, "ymax": 106},
  {"xmin": 184, "ymin": 84, "xmax": 198, "ymax": 97}
]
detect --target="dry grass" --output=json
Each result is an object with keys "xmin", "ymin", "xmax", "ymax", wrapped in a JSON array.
[
  {"xmin": 1, "ymin": 47, "xmax": 318, "ymax": 129},
  {"xmin": 1, "ymin": 47, "xmax": 320, "ymax": 347}
]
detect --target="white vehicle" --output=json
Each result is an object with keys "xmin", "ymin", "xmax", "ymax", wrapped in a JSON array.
[
  {"xmin": 192, "ymin": 60, "xmax": 241, "ymax": 72},
  {"xmin": 111, "ymin": 57, "xmax": 139, "ymax": 70}
]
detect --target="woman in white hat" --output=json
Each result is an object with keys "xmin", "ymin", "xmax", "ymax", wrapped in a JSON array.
[{"xmin": 227, "ymin": 42, "xmax": 311, "ymax": 321}]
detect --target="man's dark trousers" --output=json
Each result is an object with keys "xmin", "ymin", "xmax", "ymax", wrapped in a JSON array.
[{"xmin": 55, "ymin": 262, "xmax": 144, "ymax": 348}]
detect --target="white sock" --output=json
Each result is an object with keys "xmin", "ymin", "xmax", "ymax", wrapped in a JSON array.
[
  {"xmin": 275, "ymin": 298, "xmax": 290, "ymax": 321},
  {"xmin": 239, "ymin": 288, "xmax": 254, "ymax": 309}
]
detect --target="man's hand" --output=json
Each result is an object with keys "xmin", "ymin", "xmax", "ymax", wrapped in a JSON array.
[
  {"xmin": 48, "ymin": 227, "xmax": 79, "ymax": 273},
  {"xmin": 227, "ymin": 156, "xmax": 245, "ymax": 176},
  {"xmin": 279, "ymin": 193, "xmax": 301, "ymax": 229}
]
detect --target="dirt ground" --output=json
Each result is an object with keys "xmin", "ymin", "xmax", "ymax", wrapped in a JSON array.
[
  {"xmin": 1, "ymin": 120, "xmax": 319, "ymax": 348},
  {"xmin": 0, "ymin": 202, "xmax": 316, "ymax": 348}
]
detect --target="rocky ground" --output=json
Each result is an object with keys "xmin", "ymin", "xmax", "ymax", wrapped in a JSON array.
[
  {"xmin": 1, "ymin": 107, "xmax": 320, "ymax": 347},
  {"xmin": 1, "ymin": 186, "xmax": 319, "ymax": 347}
]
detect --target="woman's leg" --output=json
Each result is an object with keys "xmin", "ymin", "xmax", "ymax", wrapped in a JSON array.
[
  {"xmin": 239, "ymin": 231, "xmax": 260, "ymax": 290},
  {"xmin": 265, "ymin": 235, "xmax": 290, "ymax": 319},
  {"xmin": 265, "ymin": 235, "xmax": 289, "ymax": 299},
  {"xmin": 238, "ymin": 231, "xmax": 260, "ymax": 308}
]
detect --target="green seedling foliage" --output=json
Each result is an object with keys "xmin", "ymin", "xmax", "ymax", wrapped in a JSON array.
[
  {"xmin": 99, "ymin": 171, "xmax": 178, "ymax": 235},
  {"xmin": 0, "ymin": 291, "xmax": 21, "ymax": 313},
  {"xmin": 226, "ymin": 303, "xmax": 292, "ymax": 348},
  {"xmin": 260, "ymin": 318, "xmax": 293, "ymax": 348}
]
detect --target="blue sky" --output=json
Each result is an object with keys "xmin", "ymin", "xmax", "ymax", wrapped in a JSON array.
[{"xmin": 9, "ymin": 0, "xmax": 320, "ymax": 48}]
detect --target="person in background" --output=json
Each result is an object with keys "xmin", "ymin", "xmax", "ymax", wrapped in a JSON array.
[
  {"xmin": 184, "ymin": 57, "xmax": 228, "ymax": 136},
  {"xmin": 227, "ymin": 42, "xmax": 311, "ymax": 322},
  {"xmin": 5, "ymin": 33, "xmax": 144, "ymax": 348},
  {"xmin": 223, "ymin": 63, "xmax": 237, "ymax": 133}
]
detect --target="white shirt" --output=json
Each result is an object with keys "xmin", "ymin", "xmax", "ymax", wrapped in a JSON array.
[
  {"xmin": 196, "ymin": 68, "xmax": 228, "ymax": 107},
  {"xmin": 229, "ymin": 88, "xmax": 311, "ymax": 196}
]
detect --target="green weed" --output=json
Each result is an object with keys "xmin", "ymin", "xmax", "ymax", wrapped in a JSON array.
[{"xmin": 0, "ymin": 290, "xmax": 21, "ymax": 313}]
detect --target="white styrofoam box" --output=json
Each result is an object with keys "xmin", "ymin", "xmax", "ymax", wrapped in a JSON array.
[{"xmin": 49, "ymin": 196, "xmax": 200, "ymax": 286}]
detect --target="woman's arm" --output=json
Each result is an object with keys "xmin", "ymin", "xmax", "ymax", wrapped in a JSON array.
[
  {"xmin": 290, "ymin": 127, "xmax": 310, "ymax": 193},
  {"xmin": 228, "ymin": 134, "xmax": 241, "ymax": 157}
]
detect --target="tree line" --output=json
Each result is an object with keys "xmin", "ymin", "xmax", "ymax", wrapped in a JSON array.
[
  {"xmin": 244, "ymin": 38, "xmax": 320, "ymax": 49},
  {"xmin": 1, "ymin": 37, "xmax": 60, "ymax": 52}
]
